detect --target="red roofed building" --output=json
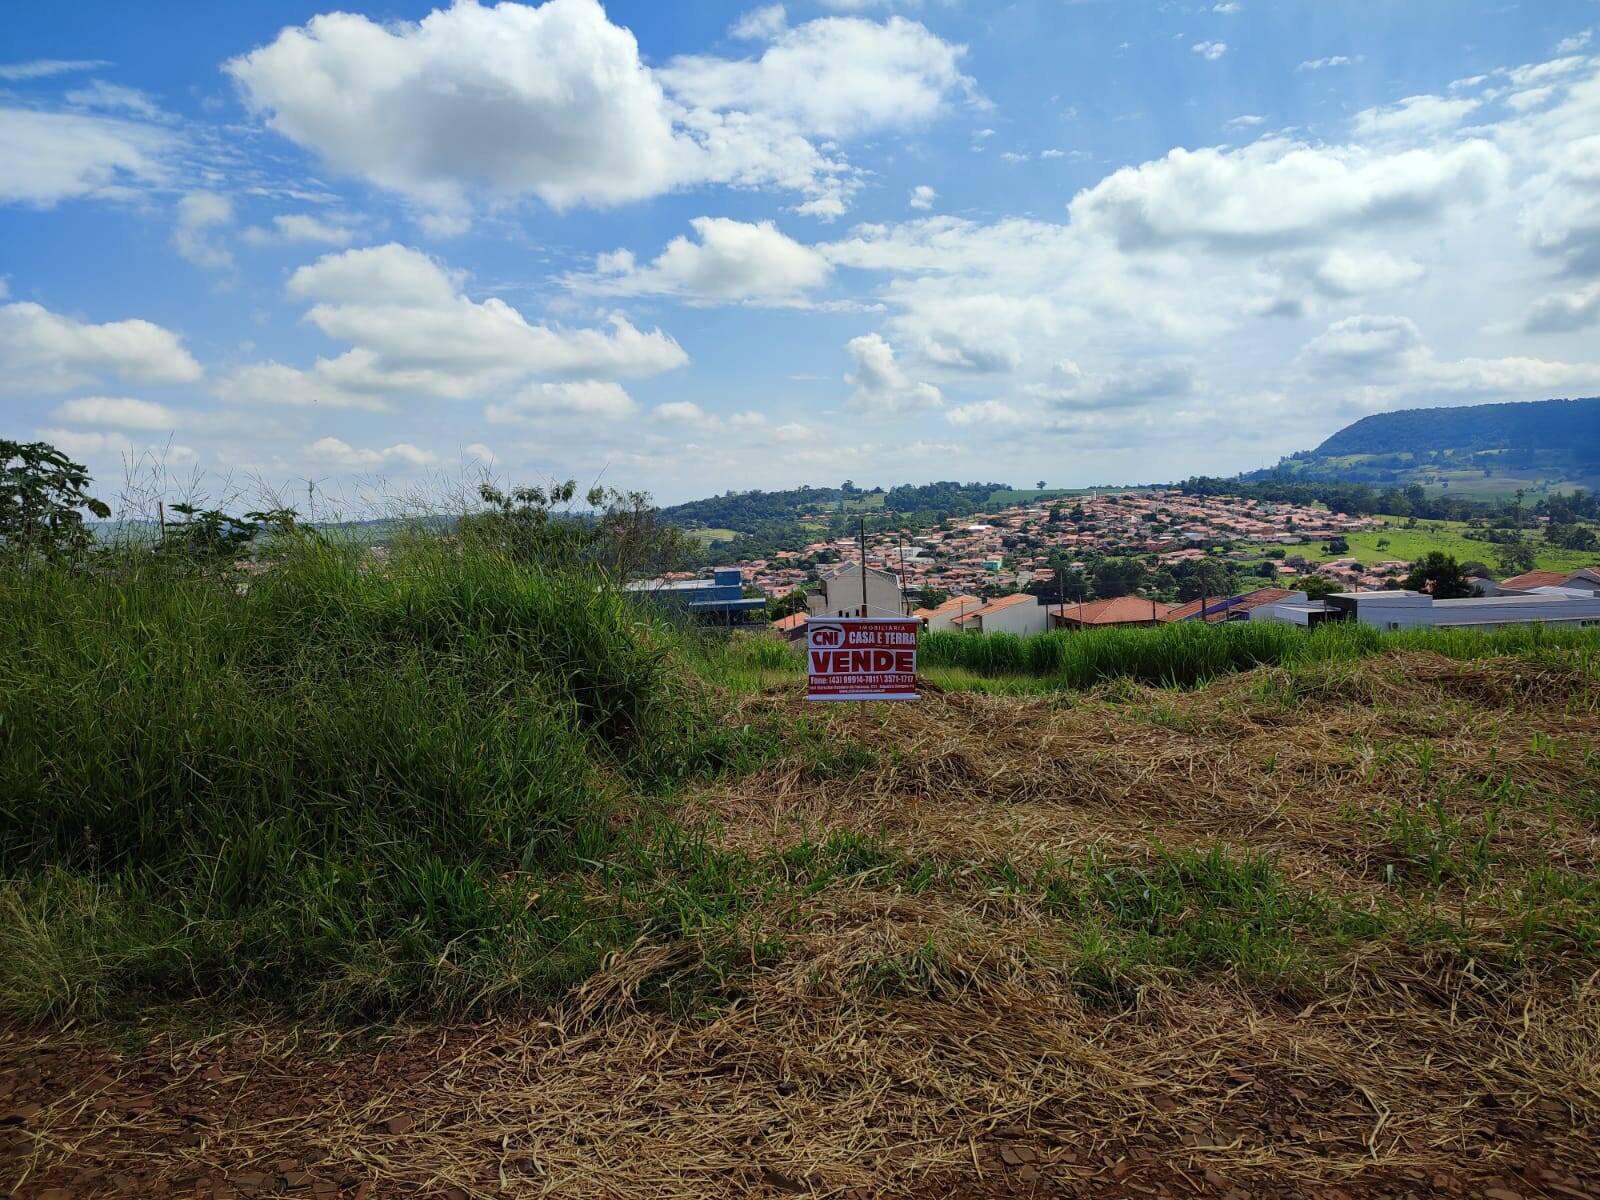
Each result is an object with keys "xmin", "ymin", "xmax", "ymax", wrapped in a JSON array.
[
  {"xmin": 1049, "ymin": 595, "xmax": 1174, "ymax": 629},
  {"xmin": 912, "ymin": 593, "xmax": 984, "ymax": 632},
  {"xmin": 950, "ymin": 591, "xmax": 1050, "ymax": 636},
  {"xmin": 772, "ymin": 611, "xmax": 808, "ymax": 641},
  {"xmin": 1498, "ymin": 567, "xmax": 1600, "ymax": 595}
]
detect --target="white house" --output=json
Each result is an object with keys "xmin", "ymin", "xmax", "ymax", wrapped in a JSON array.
[
  {"xmin": 913, "ymin": 594, "xmax": 984, "ymax": 632},
  {"xmin": 950, "ymin": 592, "xmax": 1052, "ymax": 636},
  {"xmin": 806, "ymin": 563, "xmax": 907, "ymax": 619}
]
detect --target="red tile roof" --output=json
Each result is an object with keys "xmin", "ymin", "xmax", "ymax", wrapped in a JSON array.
[
  {"xmin": 952, "ymin": 592, "xmax": 1038, "ymax": 625},
  {"xmin": 1051, "ymin": 595, "xmax": 1174, "ymax": 626},
  {"xmin": 1500, "ymin": 567, "xmax": 1600, "ymax": 590},
  {"xmin": 914, "ymin": 594, "xmax": 982, "ymax": 620}
]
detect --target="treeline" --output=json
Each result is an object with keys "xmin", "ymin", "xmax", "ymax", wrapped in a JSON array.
[
  {"xmin": 881, "ymin": 481, "xmax": 1012, "ymax": 515},
  {"xmin": 1182, "ymin": 475, "xmax": 1474, "ymax": 519},
  {"xmin": 661, "ymin": 484, "xmax": 860, "ymax": 530},
  {"xmin": 663, "ymin": 480, "xmax": 1017, "ymax": 540},
  {"xmin": 1179, "ymin": 475, "xmax": 1598, "ymax": 525},
  {"xmin": 1018, "ymin": 550, "xmax": 1275, "ymax": 606}
]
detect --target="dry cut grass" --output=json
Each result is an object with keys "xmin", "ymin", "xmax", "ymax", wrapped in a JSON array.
[{"xmin": 4, "ymin": 649, "xmax": 1599, "ymax": 1199}]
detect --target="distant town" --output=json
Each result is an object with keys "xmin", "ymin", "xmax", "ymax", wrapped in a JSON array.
[{"xmin": 696, "ymin": 489, "xmax": 1398, "ymax": 601}]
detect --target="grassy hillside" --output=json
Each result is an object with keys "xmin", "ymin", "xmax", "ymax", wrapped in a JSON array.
[
  {"xmin": 1249, "ymin": 515, "xmax": 1600, "ymax": 573},
  {"xmin": 685, "ymin": 525, "xmax": 737, "ymax": 547},
  {"xmin": 3, "ymin": 550, "xmax": 1598, "ymax": 1197}
]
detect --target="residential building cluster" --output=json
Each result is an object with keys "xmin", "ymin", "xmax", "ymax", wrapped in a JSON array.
[
  {"xmin": 632, "ymin": 489, "xmax": 1600, "ymax": 636},
  {"xmin": 729, "ymin": 488, "xmax": 1384, "ymax": 600}
]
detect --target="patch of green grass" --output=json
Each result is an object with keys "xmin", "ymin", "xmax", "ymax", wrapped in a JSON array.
[
  {"xmin": 854, "ymin": 936, "xmax": 973, "ymax": 1000},
  {"xmin": 1375, "ymin": 793, "xmax": 1502, "ymax": 887},
  {"xmin": 686, "ymin": 527, "xmax": 738, "ymax": 546},
  {"xmin": 0, "ymin": 538, "xmax": 770, "ymax": 1022},
  {"xmin": 1252, "ymin": 516, "xmax": 1599, "ymax": 573}
]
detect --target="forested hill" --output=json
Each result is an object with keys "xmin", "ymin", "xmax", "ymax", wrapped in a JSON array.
[
  {"xmin": 660, "ymin": 485, "xmax": 856, "ymax": 529},
  {"xmin": 1315, "ymin": 397, "xmax": 1600, "ymax": 457},
  {"xmin": 660, "ymin": 481, "xmax": 1018, "ymax": 533},
  {"xmin": 1246, "ymin": 397, "xmax": 1600, "ymax": 497}
]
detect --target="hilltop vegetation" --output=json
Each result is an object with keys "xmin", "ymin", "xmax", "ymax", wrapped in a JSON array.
[
  {"xmin": 661, "ymin": 480, "xmax": 1058, "ymax": 552},
  {"xmin": 1246, "ymin": 396, "xmax": 1600, "ymax": 499}
]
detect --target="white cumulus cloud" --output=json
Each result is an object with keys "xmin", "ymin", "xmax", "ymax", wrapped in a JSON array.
[
  {"xmin": 845, "ymin": 332, "xmax": 942, "ymax": 413},
  {"xmin": 305, "ymin": 436, "xmax": 438, "ymax": 468},
  {"xmin": 172, "ymin": 191, "xmax": 234, "ymax": 270},
  {"xmin": 0, "ymin": 107, "xmax": 173, "ymax": 205},
  {"xmin": 53, "ymin": 396, "xmax": 181, "ymax": 429},
  {"xmin": 1068, "ymin": 136, "xmax": 1506, "ymax": 252},
  {"xmin": 1522, "ymin": 282, "xmax": 1600, "ymax": 333},
  {"xmin": 227, "ymin": 0, "xmax": 973, "ymax": 225},
  {"xmin": 0, "ymin": 301, "xmax": 202, "ymax": 394},
  {"xmin": 1352, "ymin": 94, "xmax": 1481, "ymax": 140},
  {"xmin": 730, "ymin": 4, "xmax": 786, "ymax": 40},
  {"xmin": 220, "ymin": 243, "xmax": 687, "ymax": 411},
  {"xmin": 579, "ymin": 217, "xmax": 830, "ymax": 305},
  {"xmin": 485, "ymin": 380, "xmax": 636, "ymax": 422}
]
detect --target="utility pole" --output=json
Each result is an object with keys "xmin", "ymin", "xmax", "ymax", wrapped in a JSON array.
[
  {"xmin": 859, "ymin": 516, "xmax": 869, "ymax": 617},
  {"xmin": 898, "ymin": 530, "xmax": 910, "ymax": 614}
]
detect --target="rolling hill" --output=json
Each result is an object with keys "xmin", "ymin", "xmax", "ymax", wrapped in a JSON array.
[{"xmin": 1248, "ymin": 396, "xmax": 1600, "ymax": 499}]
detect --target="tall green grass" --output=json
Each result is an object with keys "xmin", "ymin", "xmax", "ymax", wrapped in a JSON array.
[
  {"xmin": 4, "ymin": 542, "xmax": 1594, "ymax": 1024},
  {"xmin": 0, "ymin": 537, "xmax": 754, "ymax": 1020},
  {"xmin": 920, "ymin": 620, "xmax": 1600, "ymax": 686}
]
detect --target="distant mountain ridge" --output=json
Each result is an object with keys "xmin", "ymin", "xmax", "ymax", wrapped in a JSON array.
[
  {"xmin": 1247, "ymin": 397, "xmax": 1600, "ymax": 497},
  {"xmin": 1314, "ymin": 397, "xmax": 1600, "ymax": 457}
]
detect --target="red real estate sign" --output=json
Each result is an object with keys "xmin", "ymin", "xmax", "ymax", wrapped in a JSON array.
[{"xmin": 806, "ymin": 617, "xmax": 920, "ymax": 701}]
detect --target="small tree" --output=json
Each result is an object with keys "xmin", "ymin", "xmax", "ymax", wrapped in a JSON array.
[
  {"xmin": 1494, "ymin": 535, "xmax": 1536, "ymax": 577},
  {"xmin": 0, "ymin": 439, "xmax": 111, "ymax": 563},
  {"xmin": 1548, "ymin": 523, "xmax": 1598, "ymax": 552},
  {"xmin": 1324, "ymin": 535, "xmax": 1350, "ymax": 555},
  {"xmin": 1296, "ymin": 575, "xmax": 1342, "ymax": 599},
  {"xmin": 1402, "ymin": 552, "xmax": 1479, "ymax": 599},
  {"xmin": 160, "ymin": 504, "xmax": 303, "ymax": 564},
  {"xmin": 459, "ymin": 479, "xmax": 690, "ymax": 579},
  {"xmin": 769, "ymin": 589, "xmax": 809, "ymax": 620},
  {"xmin": 1177, "ymin": 558, "xmax": 1232, "ymax": 602}
]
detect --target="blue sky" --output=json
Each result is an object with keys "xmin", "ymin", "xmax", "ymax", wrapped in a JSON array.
[{"xmin": 3, "ymin": 0, "xmax": 1599, "ymax": 511}]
